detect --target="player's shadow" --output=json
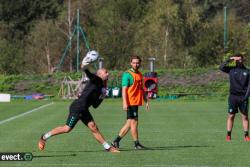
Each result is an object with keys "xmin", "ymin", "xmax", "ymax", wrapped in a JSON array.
[
  {"xmin": 33, "ymin": 153, "xmax": 77, "ymax": 158},
  {"xmin": 55, "ymin": 150, "xmax": 107, "ymax": 153},
  {"xmin": 120, "ymin": 145, "xmax": 213, "ymax": 152},
  {"xmin": 32, "ymin": 145, "xmax": 212, "ymax": 155}
]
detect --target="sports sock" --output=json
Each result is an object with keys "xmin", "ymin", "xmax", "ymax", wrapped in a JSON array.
[
  {"xmin": 43, "ymin": 132, "xmax": 51, "ymax": 140},
  {"xmin": 102, "ymin": 142, "xmax": 111, "ymax": 150},
  {"xmin": 134, "ymin": 140, "xmax": 139, "ymax": 146},
  {"xmin": 114, "ymin": 136, "xmax": 122, "ymax": 143},
  {"xmin": 244, "ymin": 131, "xmax": 249, "ymax": 137},
  {"xmin": 227, "ymin": 131, "xmax": 231, "ymax": 136}
]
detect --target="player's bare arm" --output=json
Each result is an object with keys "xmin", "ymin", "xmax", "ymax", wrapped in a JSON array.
[
  {"xmin": 122, "ymin": 87, "xmax": 128, "ymax": 111},
  {"xmin": 230, "ymin": 56, "xmax": 242, "ymax": 61}
]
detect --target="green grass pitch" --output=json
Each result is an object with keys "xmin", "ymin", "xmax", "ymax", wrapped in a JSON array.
[{"xmin": 1, "ymin": 99, "xmax": 250, "ymax": 167}]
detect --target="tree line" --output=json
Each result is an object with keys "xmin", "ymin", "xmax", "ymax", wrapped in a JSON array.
[{"xmin": 0, "ymin": 0, "xmax": 249, "ymax": 74}]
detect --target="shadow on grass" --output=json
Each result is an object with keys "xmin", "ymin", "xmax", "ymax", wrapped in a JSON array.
[
  {"xmin": 33, "ymin": 153, "xmax": 77, "ymax": 158},
  {"xmin": 33, "ymin": 149, "xmax": 109, "ymax": 154},
  {"xmin": 120, "ymin": 145, "xmax": 213, "ymax": 152},
  {"xmin": 33, "ymin": 145, "xmax": 213, "ymax": 157}
]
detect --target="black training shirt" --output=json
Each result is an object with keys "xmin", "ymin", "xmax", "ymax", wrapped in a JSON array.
[
  {"xmin": 70, "ymin": 69, "xmax": 105, "ymax": 112},
  {"xmin": 220, "ymin": 59, "xmax": 250, "ymax": 97}
]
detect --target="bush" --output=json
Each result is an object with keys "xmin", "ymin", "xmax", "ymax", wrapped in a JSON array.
[{"xmin": 0, "ymin": 68, "xmax": 230, "ymax": 98}]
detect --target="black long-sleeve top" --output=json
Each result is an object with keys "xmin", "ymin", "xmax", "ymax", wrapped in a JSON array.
[
  {"xmin": 219, "ymin": 59, "xmax": 250, "ymax": 98},
  {"xmin": 70, "ymin": 69, "xmax": 105, "ymax": 113}
]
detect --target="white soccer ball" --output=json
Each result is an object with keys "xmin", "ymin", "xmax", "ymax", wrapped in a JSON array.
[{"xmin": 81, "ymin": 50, "xmax": 99, "ymax": 66}]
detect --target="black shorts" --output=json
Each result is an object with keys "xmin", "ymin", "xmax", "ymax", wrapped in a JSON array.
[
  {"xmin": 127, "ymin": 106, "xmax": 139, "ymax": 119},
  {"xmin": 66, "ymin": 110, "xmax": 94, "ymax": 128},
  {"xmin": 228, "ymin": 94, "xmax": 249, "ymax": 114}
]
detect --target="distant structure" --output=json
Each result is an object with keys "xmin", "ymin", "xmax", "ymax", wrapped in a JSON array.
[
  {"xmin": 143, "ymin": 57, "xmax": 158, "ymax": 99},
  {"xmin": 58, "ymin": 76, "xmax": 87, "ymax": 99},
  {"xmin": 57, "ymin": 9, "xmax": 90, "ymax": 72},
  {"xmin": 98, "ymin": 57, "xmax": 104, "ymax": 69}
]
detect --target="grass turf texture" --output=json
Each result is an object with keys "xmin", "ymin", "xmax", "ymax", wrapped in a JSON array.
[{"xmin": 0, "ymin": 99, "xmax": 250, "ymax": 167}]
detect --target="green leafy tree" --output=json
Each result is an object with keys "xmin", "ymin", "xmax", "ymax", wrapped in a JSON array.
[
  {"xmin": 0, "ymin": 0, "xmax": 249, "ymax": 74},
  {"xmin": 88, "ymin": 0, "xmax": 150, "ymax": 70},
  {"xmin": 0, "ymin": 40, "xmax": 24, "ymax": 74},
  {"xmin": 0, "ymin": 0, "xmax": 63, "ymax": 39},
  {"xmin": 24, "ymin": 20, "xmax": 65, "ymax": 73}
]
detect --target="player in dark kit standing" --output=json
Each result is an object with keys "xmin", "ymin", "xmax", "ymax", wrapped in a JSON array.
[
  {"xmin": 38, "ymin": 66, "xmax": 119, "ymax": 152},
  {"xmin": 220, "ymin": 53, "xmax": 250, "ymax": 141}
]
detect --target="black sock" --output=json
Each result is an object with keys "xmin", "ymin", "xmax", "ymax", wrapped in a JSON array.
[
  {"xmin": 227, "ymin": 131, "xmax": 231, "ymax": 136},
  {"xmin": 114, "ymin": 136, "xmax": 122, "ymax": 143},
  {"xmin": 134, "ymin": 140, "xmax": 139, "ymax": 146},
  {"xmin": 244, "ymin": 131, "xmax": 249, "ymax": 137}
]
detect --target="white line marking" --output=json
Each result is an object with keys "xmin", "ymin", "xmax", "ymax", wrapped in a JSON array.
[{"xmin": 0, "ymin": 102, "xmax": 54, "ymax": 125}]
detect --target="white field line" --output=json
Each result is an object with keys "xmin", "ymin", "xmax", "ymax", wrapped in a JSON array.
[{"xmin": 0, "ymin": 102, "xmax": 54, "ymax": 125}]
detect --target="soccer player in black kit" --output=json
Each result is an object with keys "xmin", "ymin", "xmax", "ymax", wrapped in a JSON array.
[
  {"xmin": 38, "ymin": 66, "xmax": 120, "ymax": 152},
  {"xmin": 220, "ymin": 53, "xmax": 250, "ymax": 141}
]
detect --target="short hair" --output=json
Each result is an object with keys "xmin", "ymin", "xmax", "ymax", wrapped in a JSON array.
[
  {"xmin": 234, "ymin": 53, "xmax": 244, "ymax": 60},
  {"xmin": 130, "ymin": 55, "xmax": 141, "ymax": 62},
  {"xmin": 235, "ymin": 53, "xmax": 243, "ymax": 57}
]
